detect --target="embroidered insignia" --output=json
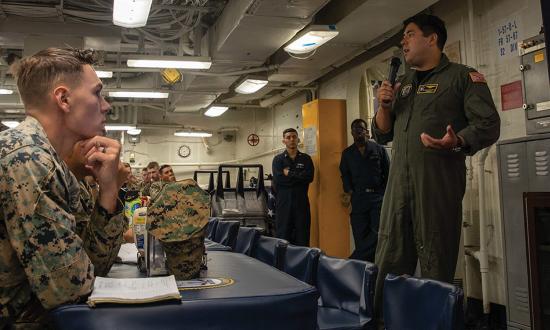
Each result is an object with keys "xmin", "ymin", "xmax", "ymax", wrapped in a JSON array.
[
  {"xmin": 400, "ymin": 84, "xmax": 412, "ymax": 97},
  {"xmin": 417, "ymin": 84, "xmax": 439, "ymax": 94},
  {"xmin": 469, "ymin": 72, "xmax": 487, "ymax": 83}
]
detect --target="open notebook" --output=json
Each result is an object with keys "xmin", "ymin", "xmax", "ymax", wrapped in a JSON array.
[{"xmin": 87, "ymin": 275, "xmax": 181, "ymax": 306}]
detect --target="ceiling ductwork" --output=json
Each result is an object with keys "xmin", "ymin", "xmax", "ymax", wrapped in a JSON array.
[{"xmin": 0, "ymin": 0, "xmax": 441, "ymax": 124}]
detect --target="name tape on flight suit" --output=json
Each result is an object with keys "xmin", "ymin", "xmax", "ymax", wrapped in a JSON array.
[
  {"xmin": 469, "ymin": 72, "xmax": 487, "ymax": 83},
  {"xmin": 417, "ymin": 84, "xmax": 438, "ymax": 94}
]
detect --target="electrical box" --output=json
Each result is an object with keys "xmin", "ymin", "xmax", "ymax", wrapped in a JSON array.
[{"xmin": 520, "ymin": 34, "xmax": 550, "ymax": 134}]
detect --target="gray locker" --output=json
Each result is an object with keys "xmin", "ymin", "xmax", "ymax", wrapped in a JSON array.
[{"xmin": 498, "ymin": 133, "xmax": 550, "ymax": 330}]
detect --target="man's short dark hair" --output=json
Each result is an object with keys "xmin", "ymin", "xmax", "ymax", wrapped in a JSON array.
[
  {"xmin": 159, "ymin": 164, "xmax": 171, "ymax": 173},
  {"xmin": 351, "ymin": 118, "xmax": 368, "ymax": 129},
  {"xmin": 147, "ymin": 161, "xmax": 160, "ymax": 170},
  {"xmin": 403, "ymin": 14, "xmax": 447, "ymax": 50},
  {"xmin": 282, "ymin": 128, "xmax": 298, "ymax": 137}
]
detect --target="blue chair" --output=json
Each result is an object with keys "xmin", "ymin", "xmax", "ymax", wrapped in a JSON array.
[
  {"xmin": 252, "ymin": 235, "xmax": 288, "ymax": 270},
  {"xmin": 316, "ymin": 255, "xmax": 377, "ymax": 330},
  {"xmin": 213, "ymin": 220, "xmax": 240, "ymax": 251},
  {"xmin": 282, "ymin": 244, "xmax": 321, "ymax": 285},
  {"xmin": 383, "ymin": 274, "xmax": 464, "ymax": 330},
  {"xmin": 234, "ymin": 227, "xmax": 261, "ymax": 256},
  {"xmin": 206, "ymin": 218, "xmax": 219, "ymax": 240}
]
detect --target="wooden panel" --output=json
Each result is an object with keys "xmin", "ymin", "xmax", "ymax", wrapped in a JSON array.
[{"xmin": 302, "ymin": 99, "xmax": 349, "ymax": 257}]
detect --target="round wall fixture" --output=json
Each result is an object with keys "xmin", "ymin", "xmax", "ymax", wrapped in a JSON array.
[
  {"xmin": 178, "ymin": 145, "xmax": 191, "ymax": 158},
  {"xmin": 247, "ymin": 133, "xmax": 260, "ymax": 146}
]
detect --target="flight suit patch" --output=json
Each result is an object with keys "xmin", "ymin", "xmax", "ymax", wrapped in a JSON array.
[
  {"xmin": 417, "ymin": 84, "xmax": 438, "ymax": 94},
  {"xmin": 400, "ymin": 84, "xmax": 412, "ymax": 97},
  {"xmin": 469, "ymin": 72, "xmax": 487, "ymax": 83},
  {"xmin": 296, "ymin": 163, "xmax": 305, "ymax": 169}
]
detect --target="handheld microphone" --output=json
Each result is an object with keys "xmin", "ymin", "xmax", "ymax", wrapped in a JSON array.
[{"xmin": 388, "ymin": 56, "xmax": 402, "ymax": 86}]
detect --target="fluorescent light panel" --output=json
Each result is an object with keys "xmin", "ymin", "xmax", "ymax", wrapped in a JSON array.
[
  {"xmin": 127, "ymin": 56, "xmax": 212, "ymax": 69},
  {"xmin": 284, "ymin": 25, "xmax": 339, "ymax": 54},
  {"xmin": 95, "ymin": 70, "xmax": 113, "ymax": 78},
  {"xmin": 127, "ymin": 128, "xmax": 142, "ymax": 135},
  {"xmin": 1, "ymin": 120, "xmax": 20, "ymax": 128},
  {"xmin": 235, "ymin": 79, "xmax": 268, "ymax": 94},
  {"xmin": 113, "ymin": 0, "xmax": 152, "ymax": 28},
  {"xmin": 105, "ymin": 125, "xmax": 136, "ymax": 131},
  {"xmin": 108, "ymin": 91, "xmax": 169, "ymax": 98},
  {"xmin": 204, "ymin": 106, "xmax": 228, "ymax": 117},
  {"xmin": 0, "ymin": 88, "xmax": 14, "ymax": 95},
  {"xmin": 174, "ymin": 130, "xmax": 212, "ymax": 137}
]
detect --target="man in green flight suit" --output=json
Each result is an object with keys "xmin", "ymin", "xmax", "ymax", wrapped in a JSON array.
[{"xmin": 371, "ymin": 13, "xmax": 500, "ymax": 319}]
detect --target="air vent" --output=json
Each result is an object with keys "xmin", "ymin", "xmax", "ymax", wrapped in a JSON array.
[
  {"xmin": 506, "ymin": 153, "xmax": 520, "ymax": 178},
  {"xmin": 514, "ymin": 287, "xmax": 530, "ymax": 313},
  {"xmin": 534, "ymin": 150, "xmax": 548, "ymax": 176}
]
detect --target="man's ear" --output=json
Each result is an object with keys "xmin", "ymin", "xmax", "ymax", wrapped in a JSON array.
[
  {"xmin": 429, "ymin": 33, "xmax": 438, "ymax": 48},
  {"xmin": 297, "ymin": 138, "xmax": 301, "ymax": 143},
  {"xmin": 53, "ymin": 86, "xmax": 71, "ymax": 113},
  {"xmin": 282, "ymin": 138, "xmax": 286, "ymax": 145}
]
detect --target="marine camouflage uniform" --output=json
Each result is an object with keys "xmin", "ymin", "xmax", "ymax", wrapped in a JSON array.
[
  {"xmin": 0, "ymin": 117, "xmax": 127, "ymax": 329},
  {"xmin": 147, "ymin": 179, "xmax": 210, "ymax": 280}
]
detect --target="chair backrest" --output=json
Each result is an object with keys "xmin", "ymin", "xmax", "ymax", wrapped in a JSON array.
[
  {"xmin": 383, "ymin": 274, "xmax": 464, "ymax": 330},
  {"xmin": 206, "ymin": 218, "xmax": 219, "ymax": 240},
  {"xmin": 316, "ymin": 255, "xmax": 378, "ymax": 323},
  {"xmin": 213, "ymin": 220, "xmax": 240, "ymax": 250},
  {"xmin": 252, "ymin": 235, "xmax": 288, "ymax": 269},
  {"xmin": 282, "ymin": 245, "xmax": 321, "ymax": 285},
  {"xmin": 234, "ymin": 226, "xmax": 260, "ymax": 256}
]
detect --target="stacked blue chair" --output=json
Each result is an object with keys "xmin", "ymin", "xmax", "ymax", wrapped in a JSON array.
[
  {"xmin": 206, "ymin": 218, "xmax": 219, "ymax": 240},
  {"xmin": 252, "ymin": 235, "xmax": 288, "ymax": 270},
  {"xmin": 316, "ymin": 255, "xmax": 378, "ymax": 330},
  {"xmin": 212, "ymin": 220, "xmax": 240, "ymax": 251},
  {"xmin": 234, "ymin": 226, "xmax": 260, "ymax": 256},
  {"xmin": 282, "ymin": 244, "xmax": 321, "ymax": 285},
  {"xmin": 383, "ymin": 274, "xmax": 464, "ymax": 330}
]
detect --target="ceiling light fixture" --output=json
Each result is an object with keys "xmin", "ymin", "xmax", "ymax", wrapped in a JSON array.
[
  {"xmin": 204, "ymin": 106, "xmax": 228, "ymax": 117},
  {"xmin": 0, "ymin": 88, "xmax": 14, "ymax": 95},
  {"xmin": 174, "ymin": 130, "xmax": 212, "ymax": 138},
  {"xmin": 113, "ymin": 0, "xmax": 152, "ymax": 28},
  {"xmin": 1, "ymin": 120, "xmax": 20, "ymax": 128},
  {"xmin": 235, "ymin": 77, "xmax": 268, "ymax": 94},
  {"xmin": 108, "ymin": 91, "xmax": 169, "ymax": 99},
  {"xmin": 284, "ymin": 25, "xmax": 339, "ymax": 55},
  {"xmin": 127, "ymin": 55, "xmax": 212, "ymax": 70},
  {"xmin": 105, "ymin": 125, "xmax": 137, "ymax": 131},
  {"xmin": 95, "ymin": 70, "xmax": 113, "ymax": 78},
  {"xmin": 127, "ymin": 128, "xmax": 142, "ymax": 135}
]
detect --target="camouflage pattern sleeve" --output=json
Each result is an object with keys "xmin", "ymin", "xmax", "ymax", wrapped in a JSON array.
[
  {"xmin": 0, "ymin": 145, "xmax": 93, "ymax": 310},
  {"xmin": 76, "ymin": 182, "xmax": 128, "ymax": 277}
]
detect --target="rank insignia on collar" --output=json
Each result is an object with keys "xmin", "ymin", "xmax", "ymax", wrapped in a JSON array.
[
  {"xmin": 417, "ymin": 84, "xmax": 438, "ymax": 94},
  {"xmin": 400, "ymin": 84, "xmax": 412, "ymax": 97}
]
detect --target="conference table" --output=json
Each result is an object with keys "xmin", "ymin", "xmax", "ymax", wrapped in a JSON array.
[
  {"xmin": 50, "ymin": 251, "xmax": 319, "ymax": 330},
  {"xmin": 204, "ymin": 238, "xmax": 232, "ymax": 251}
]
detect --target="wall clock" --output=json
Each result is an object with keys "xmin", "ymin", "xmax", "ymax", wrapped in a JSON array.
[{"xmin": 178, "ymin": 145, "xmax": 191, "ymax": 158}]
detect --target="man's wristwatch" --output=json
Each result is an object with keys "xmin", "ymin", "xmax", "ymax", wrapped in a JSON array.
[{"xmin": 452, "ymin": 136, "xmax": 464, "ymax": 152}]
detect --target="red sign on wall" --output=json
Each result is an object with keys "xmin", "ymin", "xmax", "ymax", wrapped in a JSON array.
[{"xmin": 500, "ymin": 80, "xmax": 523, "ymax": 111}]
